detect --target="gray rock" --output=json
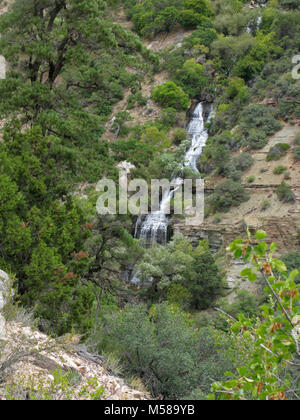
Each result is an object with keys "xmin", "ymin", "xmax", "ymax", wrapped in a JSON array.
[
  {"xmin": 0, "ymin": 56, "xmax": 6, "ymax": 80},
  {"xmin": 0, "ymin": 270, "xmax": 9, "ymax": 341}
]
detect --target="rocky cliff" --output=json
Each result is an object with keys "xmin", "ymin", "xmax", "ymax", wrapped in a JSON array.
[{"xmin": 0, "ymin": 271, "xmax": 148, "ymax": 400}]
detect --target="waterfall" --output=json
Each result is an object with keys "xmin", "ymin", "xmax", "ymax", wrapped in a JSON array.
[
  {"xmin": 134, "ymin": 102, "xmax": 213, "ymax": 248},
  {"xmin": 246, "ymin": 15, "xmax": 262, "ymax": 34}
]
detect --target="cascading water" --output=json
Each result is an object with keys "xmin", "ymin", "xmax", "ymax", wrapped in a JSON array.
[
  {"xmin": 246, "ymin": 15, "xmax": 262, "ymax": 34},
  {"xmin": 134, "ymin": 102, "xmax": 214, "ymax": 248}
]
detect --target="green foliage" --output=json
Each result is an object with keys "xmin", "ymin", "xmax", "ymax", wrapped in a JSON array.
[
  {"xmin": 126, "ymin": 0, "xmax": 214, "ymax": 36},
  {"xmin": 182, "ymin": 20, "xmax": 217, "ymax": 49},
  {"xmin": 141, "ymin": 126, "xmax": 172, "ymax": 150},
  {"xmin": 152, "ymin": 81, "xmax": 190, "ymax": 110},
  {"xmin": 246, "ymin": 176, "xmax": 255, "ymax": 184},
  {"xmin": 172, "ymin": 128, "xmax": 188, "ymax": 145},
  {"xmin": 275, "ymin": 182, "xmax": 295, "ymax": 203},
  {"xmin": 101, "ymin": 303, "xmax": 233, "ymax": 399},
  {"xmin": 174, "ymin": 59, "xmax": 209, "ymax": 97},
  {"xmin": 267, "ymin": 143, "xmax": 291, "ymax": 161},
  {"xmin": 182, "ymin": 0, "xmax": 214, "ymax": 29},
  {"xmin": 232, "ymin": 153, "xmax": 254, "ymax": 172},
  {"xmin": 281, "ymin": 253, "xmax": 300, "ymax": 284},
  {"xmin": 240, "ymin": 105, "xmax": 281, "ymax": 149},
  {"xmin": 273, "ymin": 165, "xmax": 288, "ymax": 175},
  {"xmin": 260, "ymin": 199, "xmax": 271, "ymax": 211},
  {"xmin": 223, "ymin": 77, "xmax": 250, "ymax": 105},
  {"xmin": 279, "ymin": 0, "xmax": 300, "ymax": 10},
  {"xmin": 294, "ymin": 146, "xmax": 300, "ymax": 161},
  {"xmin": 294, "ymin": 134, "xmax": 300, "ymax": 146},
  {"xmin": 0, "ymin": 0, "xmax": 154, "ymax": 183},
  {"xmin": 219, "ymin": 290, "xmax": 263, "ymax": 320},
  {"xmin": 209, "ymin": 179, "xmax": 250, "ymax": 213},
  {"xmin": 212, "ymin": 231, "xmax": 300, "ymax": 400},
  {"xmin": 136, "ymin": 235, "xmax": 224, "ymax": 309},
  {"xmin": 6, "ymin": 369, "xmax": 105, "ymax": 400}
]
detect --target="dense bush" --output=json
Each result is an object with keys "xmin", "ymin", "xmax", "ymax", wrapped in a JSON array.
[
  {"xmin": 101, "ymin": 303, "xmax": 233, "ymax": 399},
  {"xmin": 174, "ymin": 59, "xmax": 209, "ymax": 97},
  {"xmin": 209, "ymin": 179, "xmax": 250, "ymax": 213},
  {"xmin": 151, "ymin": 81, "xmax": 190, "ymax": 110},
  {"xmin": 273, "ymin": 165, "xmax": 288, "ymax": 175},
  {"xmin": 182, "ymin": 20, "xmax": 217, "ymax": 49},
  {"xmin": 136, "ymin": 235, "xmax": 224, "ymax": 310},
  {"xmin": 275, "ymin": 182, "xmax": 295, "ymax": 203},
  {"xmin": 172, "ymin": 128, "xmax": 188, "ymax": 145},
  {"xmin": 267, "ymin": 143, "xmax": 291, "ymax": 161},
  {"xmin": 240, "ymin": 104, "xmax": 281, "ymax": 137},
  {"xmin": 182, "ymin": 0, "xmax": 214, "ymax": 29},
  {"xmin": 232, "ymin": 153, "xmax": 254, "ymax": 172},
  {"xmin": 294, "ymin": 146, "xmax": 300, "ymax": 160},
  {"xmin": 247, "ymin": 129, "xmax": 268, "ymax": 149}
]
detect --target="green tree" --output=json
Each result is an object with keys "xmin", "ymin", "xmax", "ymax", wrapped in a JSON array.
[
  {"xmin": 174, "ymin": 59, "xmax": 209, "ymax": 97},
  {"xmin": 182, "ymin": 0, "xmax": 214, "ymax": 29},
  {"xmin": 152, "ymin": 81, "xmax": 190, "ymax": 110},
  {"xmin": 136, "ymin": 234, "xmax": 224, "ymax": 309}
]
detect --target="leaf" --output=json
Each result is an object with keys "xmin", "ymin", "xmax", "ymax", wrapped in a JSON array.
[
  {"xmin": 234, "ymin": 249, "xmax": 242, "ymax": 259},
  {"xmin": 249, "ymin": 272, "xmax": 257, "ymax": 282},
  {"xmin": 255, "ymin": 230, "xmax": 267, "ymax": 240},
  {"xmin": 272, "ymin": 259, "xmax": 287, "ymax": 273},
  {"xmin": 241, "ymin": 268, "xmax": 252, "ymax": 277},
  {"xmin": 288, "ymin": 270, "xmax": 299, "ymax": 283},
  {"xmin": 270, "ymin": 242, "xmax": 277, "ymax": 253}
]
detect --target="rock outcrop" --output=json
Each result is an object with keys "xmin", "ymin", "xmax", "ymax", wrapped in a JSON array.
[
  {"xmin": 0, "ymin": 270, "xmax": 9, "ymax": 341},
  {"xmin": 0, "ymin": 322, "xmax": 149, "ymax": 400},
  {"xmin": 0, "ymin": 56, "xmax": 5, "ymax": 80}
]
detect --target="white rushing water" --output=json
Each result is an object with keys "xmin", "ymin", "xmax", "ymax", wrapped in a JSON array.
[{"xmin": 134, "ymin": 102, "xmax": 214, "ymax": 248}]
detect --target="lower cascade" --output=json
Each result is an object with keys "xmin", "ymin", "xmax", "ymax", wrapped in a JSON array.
[{"xmin": 134, "ymin": 102, "xmax": 214, "ymax": 249}]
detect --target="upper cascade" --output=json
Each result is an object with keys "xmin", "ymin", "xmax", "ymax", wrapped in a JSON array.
[{"xmin": 134, "ymin": 102, "xmax": 214, "ymax": 248}]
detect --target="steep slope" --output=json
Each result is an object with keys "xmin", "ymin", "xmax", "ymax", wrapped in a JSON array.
[{"xmin": 0, "ymin": 322, "xmax": 148, "ymax": 400}]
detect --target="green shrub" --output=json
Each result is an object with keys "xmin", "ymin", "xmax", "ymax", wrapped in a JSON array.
[
  {"xmin": 294, "ymin": 133, "xmax": 300, "ymax": 146},
  {"xmin": 294, "ymin": 146, "xmax": 300, "ymax": 160},
  {"xmin": 103, "ymin": 303, "xmax": 232, "ymax": 399},
  {"xmin": 247, "ymin": 176, "xmax": 255, "ymax": 183},
  {"xmin": 247, "ymin": 129, "xmax": 268, "ymax": 149},
  {"xmin": 280, "ymin": 252, "xmax": 300, "ymax": 283},
  {"xmin": 260, "ymin": 199, "xmax": 271, "ymax": 211},
  {"xmin": 141, "ymin": 126, "xmax": 171, "ymax": 150},
  {"xmin": 232, "ymin": 153, "xmax": 254, "ymax": 172},
  {"xmin": 267, "ymin": 143, "xmax": 291, "ymax": 161},
  {"xmin": 182, "ymin": 0, "xmax": 214, "ymax": 29},
  {"xmin": 152, "ymin": 82, "xmax": 190, "ymax": 111},
  {"xmin": 172, "ymin": 128, "xmax": 187, "ymax": 145},
  {"xmin": 273, "ymin": 165, "xmax": 288, "ymax": 175},
  {"xmin": 182, "ymin": 20, "xmax": 217, "ymax": 48},
  {"xmin": 174, "ymin": 59, "xmax": 208, "ymax": 97},
  {"xmin": 240, "ymin": 105, "xmax": 281, "ymax": 149},
  {"xmin": 223, "ymin": 153, "xmax": 254, "ymax": 181},
  {"xmin": 223, "ymin": 77, "xmax": 250, "ymax": 105},
  {"xmin": 213, "ymin": 215, "xmax": 222, "ymax": 224},
  {"xmin": 275, "ymin": 181, "xmax": 295, "ymax": 203},
  {"xmin": 209, "ymin": 179, "xmax": 250, "ymax": 213},
  {"xmin": 159, "ymin": 107, "xmax": 178, "ymax": 128}
]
